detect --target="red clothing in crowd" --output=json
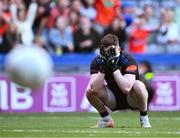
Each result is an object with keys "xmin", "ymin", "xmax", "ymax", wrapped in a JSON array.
[
  {"xmin": 128, "ymin": 28, "xmax": 149, "ymax": 54},
  {"xmin": 47, "ymin": 7, "xmax": 70, "ymax": 28},
  {"xmin": 95, "ymin": 0, "xmax": 120, "ymax": 26},
  {"xmin": 0, "ymin": 12, "xmax": 10, "ymax": 36}
]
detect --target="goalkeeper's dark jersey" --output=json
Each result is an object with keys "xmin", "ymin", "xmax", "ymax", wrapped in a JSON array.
[{"xmin": 90, "ymin": 51, "xmax": 139, "ymax": 110}]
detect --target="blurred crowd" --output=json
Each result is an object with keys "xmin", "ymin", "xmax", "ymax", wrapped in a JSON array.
[{"xmin": 0, "ymin": 0, "xmax": 180, "ymax": 55}]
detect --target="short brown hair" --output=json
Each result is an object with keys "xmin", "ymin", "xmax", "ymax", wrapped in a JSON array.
[{"xmin": 100, "ymin": 34, "xmax": 119, "ymax": 48}]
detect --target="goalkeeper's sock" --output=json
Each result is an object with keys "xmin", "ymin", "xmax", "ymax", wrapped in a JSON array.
[
  {"xmin": 140, "ymin": 111, "xmax": 147, "ymax": 116},
  {"xmin": 100, "ymin": 111, "xmax": 110, "ymax": 121},
  {"xmin": 102, "ymin": 115, "xmax": 111, "ymax": 122}
]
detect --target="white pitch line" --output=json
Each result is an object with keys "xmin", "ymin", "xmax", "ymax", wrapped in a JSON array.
[
  {"xmin": 0, "ymin": 116, "xmax": 99, "ymax": 120},
  {"xmin": 61, "ymin": 130, "xmax": 180, "ymax": 135},
  {"xmin": 151, "ymin": 117, "xmax": 180, "ymax": 120},
  {"xmin": 0, "ymin": 117, "xmax": 179, "ymax": 121},
  {"xmin": 1, "ymin": 129, "xmax": 180, "ymax": 135}
]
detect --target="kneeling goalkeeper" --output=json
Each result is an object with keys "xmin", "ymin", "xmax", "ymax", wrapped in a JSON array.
[{"xmin": 86, "ymin": 34, "xmax": 151, "ymax": 128}]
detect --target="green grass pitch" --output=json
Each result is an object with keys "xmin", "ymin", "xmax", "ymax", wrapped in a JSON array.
[{"xmin": 0, "ymin": 111, "xmax": 179, "ymax": 138}]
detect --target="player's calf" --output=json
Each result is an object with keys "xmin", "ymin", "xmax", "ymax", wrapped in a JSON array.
[
  {"xmin": 86, "ymin": 87, "xmax": 115, "ymax": 128},
  {"xmin": 131, "ymin": 80, "xmax": 152, "ymax": 128},
  {"xmin": 132, "ymin": 80, "xmax": 148, "ymax": 111},
  {"xmin": 86, "ymin": 87, "xmax": 110, "ymax": 114}
]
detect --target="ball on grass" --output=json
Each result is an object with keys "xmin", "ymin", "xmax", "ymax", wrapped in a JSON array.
[{"xmin": 5, "ymin": 45, "xmax": 53, "ymax": 89}]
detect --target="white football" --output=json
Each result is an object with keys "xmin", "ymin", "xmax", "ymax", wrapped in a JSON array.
[{"xmin": 5, "ymin": 45, "xmax": 53, "ymax": 89}]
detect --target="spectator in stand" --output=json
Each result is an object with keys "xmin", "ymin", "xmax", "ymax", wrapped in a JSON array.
[
  {"xmin": 69, "ymin": 10, "xmax": 80, "ymax": 33},
  {"xmin": 48, "ymin": 16, "xmax": 74, "ymax": 55},
  {"xmin": 104, "ymin": 17, "xmax": 127, "ymax": 50},
  {"xmin": 34, "ymin": 34, "xmax": 48, "ymax": 51},
  {"xmin": 0, "ymin": 0, "xmax": 11, "ymax": 46},
  {"xmin": 12, "ymin": 0, "xmax": 24, "ymax": 8},
  {"xmin": 157, "ymin": 9, "xmax": 180, "ymax": 53},
  {"xmin": 1, "ymin": 23, "xmax": 21, "ymax": 53},
  {"xmin": 10, "ymin": 1, "xmax": 38, "ymax": 45},
  {"xmin": 71, "ymin": 0, "xmax": 82, "ymax": 13},
  {"xmin": 93, "ymin": 0, "xmax": 120, "ymax": 34},
  {"xmin": 33, "ymin": 0, "xmax": 51, "ymax": 35},
  {"xmin": 142, "ymin": 4, "xmax": 159, "ymax": 54},
  {"xmin": 174, "ymin": 0, "xmax": 180, "ymax": 28},
  {"xmin": 32, "ymin": 0, "xmax": 52, "ymax": 52},
  {"xmin": 69, "ymin": 0, "xmax": 82, "ymax": 33},
  {"xmin": 80, "ymin": 0, "xmax": 96, "ymax": 20},
  {"xmin": 73, "ymin": 16, "xmax": 100, "ymax": 53},
  {"xmin": 126, "ymin": 15, "xmax": 149, "ymax": 54},
  {"xmin": 121, "ymin": 2, "xmax": 135, "ymax": 27},
  {"xmin": 47, "ymin": 0, "xmax": 70, "ymax": 29},
  {"xmin": 143, "ymin": 4, "xmax": 158, "ymax": 38}
]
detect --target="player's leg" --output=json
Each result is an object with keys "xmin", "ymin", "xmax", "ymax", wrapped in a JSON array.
[
  {"xmin": 129, "ymin": 80, "xmax": 148, "ymax": 111},
  {"xmin": 86, "ymin": 84, "xmax": 116, "ymax": 128},
  {"xmin": 127, "ymin": 80, "xmax": 151, "ymax": 128}
]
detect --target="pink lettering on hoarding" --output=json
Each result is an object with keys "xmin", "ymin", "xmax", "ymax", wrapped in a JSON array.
[
  {"xmin": 149, "ymin": 75, "xmax": 180, "ymax": 111},
  {"xmin": 0, "ymin": 76, "xmax": 34, "ymax": 112},
  {"xmin": 43, "ymin": 77, "xmax": 76, "ymax": 112},
  {"xmin": 0, "ymin": 74, "xmax": 180, "ymax": 112}
]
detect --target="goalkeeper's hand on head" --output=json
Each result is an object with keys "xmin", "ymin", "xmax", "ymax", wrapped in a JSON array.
[
  {"xmin": 106, "ymin": 47, "xmax": 119, "ymax": 72},
  {"xmin": 99, "ymin": 56, "xmax": 107, "ymax": 74},
  {"xmin": 99, "ymin": 47, "xmax": 107, "ymax": 74}
]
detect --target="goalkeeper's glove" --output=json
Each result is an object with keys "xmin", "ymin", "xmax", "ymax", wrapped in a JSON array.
[
  {"xmin": 99, "ymin": 56, "xmax": 107, "ymax": 74},
  {"xmin": 99, "ymin": 47, "xmax": 108, "ymax": 74},
  {"xmin": 106, "ymin": 47, "xmax": 119, "ymax": 72}
]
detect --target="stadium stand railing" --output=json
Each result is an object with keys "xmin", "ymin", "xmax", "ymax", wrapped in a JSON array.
[{"xmin": 0, "ymin": 53, "xmax": 180, "ymax": 73}]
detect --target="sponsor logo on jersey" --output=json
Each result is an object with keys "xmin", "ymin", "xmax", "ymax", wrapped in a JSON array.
[{"xmin": 125, "ymin": 65, "xmax": 137, "ymax": 72}]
